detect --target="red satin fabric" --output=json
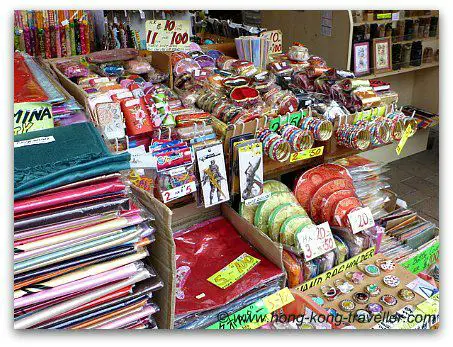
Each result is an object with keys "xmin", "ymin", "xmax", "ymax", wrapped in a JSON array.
[
  {"xmin": 14, "ymin": 52, "xmax": 48, "ymax": 103},
  {"xmin": 174, "ymin": 216, "xmax": 283, "ymax": 316}
]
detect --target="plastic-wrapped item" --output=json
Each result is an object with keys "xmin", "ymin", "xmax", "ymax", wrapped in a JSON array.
[
  {"xmin": 91, "ymin": 62, "xmax": 125, "ymax": 77},
  {"xmin": 294, "ymin": 164, "xmax": 352, "ymax": 212},
  {"xmin": 14, "ymin": 52, "xmax": 49, "ymax": 103},
  {"xmin": 282, "ymin": 250, "xmax": 303, "ymax": 288},
  {"xmin": 86, "ymin": 48, "xmax": 139, "ymax": 64},
  {"xmin": 121, "ymin": 98, "xmax": 153, "ymax": 135},
  {"xmin": 174, "ymin": 216, "xmax": 284, "ymax": 317},
  {"xmin": 56, "ymin": 60, "xmax": 89, "ymax": 79},
  {"xmin": 124, "ymin": 58, "xmax": 152, "ymax": 74}
]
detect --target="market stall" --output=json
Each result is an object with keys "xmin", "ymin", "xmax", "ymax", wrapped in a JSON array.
[{"xmin": 13, "ymin": 10, "xmax": 439, "ymax": 330}]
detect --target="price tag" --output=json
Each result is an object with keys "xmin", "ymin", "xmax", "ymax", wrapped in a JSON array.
[
  {"xmin": 297, "ymin": 222, "xmax": 336, "ymax": 261},
  {"xmin": 269, "ymin": 112, "xmax": 303, "ymax": 132},
  {"xmin": 259, "ymin": 30, "xmax": 283, "ymax": 55},
  {"xmin": 61, "ymin": 19, "xmax": 69, "ymax": 26},
  {"xmin": 128, "ymin": 146, "xmax": 157, "ymax": 169},
  {"xmin": 206, "ymin": 288, "xmax": 294, "ymax": 330},
  {"xmin": 290, "ymin": 146, "xmax": 324, "ymax": 163},
  {"xmin": 396, "ymin": 124, "xmax": 414, "ymax": 155},
  {"xmin": 161, "ymin": 181, "xmax": 196, "ymax": 203},
  {"xmin": 348, "ymin": 207, "xmax": 375, "ymax": 234},
  {"xmin": 207, "ymin": 253, "xmax": 261, "ymax": 289},
  {"xmin": 244, "ymin": 192, "xmax": 271, "ymax": 206},
  {"xmin": 145, "ymin": 19, "xmax": 190, "ymax": 51},
  {"xmin": 392, "ymin": 12, "xmax": 400, "ymax": 21}
]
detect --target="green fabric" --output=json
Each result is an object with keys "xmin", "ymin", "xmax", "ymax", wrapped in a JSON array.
[{"xmin": 14, "ymin": 123, "xmax": 130, "ymax": 200}]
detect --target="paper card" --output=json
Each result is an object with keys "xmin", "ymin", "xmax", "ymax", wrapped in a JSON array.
[
  {"xmin": 297, "ymin": 222, "xmax": 336, "ymax": 261},
  {"xmin": 348, "ymin": 207, "xmax": 375, "ymax": 234},
  {"xmin": 161, "ymin": 181, "xmax": 196, "ymax": 203},
  {"xmin": 244, "ymin": 192, "xmax": 271, "ymax": 206},
  {"xmin": 14, "ymin": 102, "xmax": 54, "ymax": 135},
  {"xmin": 289, "ymin": 146, "xmax": 324, "ymax": 163},
  {"xmin": 95, "ymin": 102, "xmax": 125, "ymax": 140},
  {"xmin": 145, "ymin": 19, "xmax": 190, "ymax": 51},
  {"xmin": 128, "ymin": 145, "xmax": 157, "ymax": 169},
  {"xmin": 197, "ymin": 143, "xmax": 230, "ymax": 207},
  {"xmin": 207, "ymin": 252, "xmax": 261, "ymax": 289},
  {"xmin": 406, "ymin": 278, "xmax": 439, "ymax": 300},
  {"xmin": 14, "ymin": 136, "xmax": 55, "ymax": 148},
  {"xmin": 396, "ymin": 124, "xmax": 414, "ymax": 155},
  {"xmin": 238, "ymin": 142, "xmax": 264, "ymax": 202}
]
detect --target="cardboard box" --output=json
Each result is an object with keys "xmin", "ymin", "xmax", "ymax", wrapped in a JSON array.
[
  {"xmin": 131, "ymin": 186, "xmax": 285, "ymax": 329},
  {"xmin": 46, "ymin": 53, "xmax": 166, "ymax": 123}
]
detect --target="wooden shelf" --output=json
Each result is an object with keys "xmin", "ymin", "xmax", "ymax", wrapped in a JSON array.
[{"xmin": 358, "ymin": 62, "xmax": 439, "ymax": 79}]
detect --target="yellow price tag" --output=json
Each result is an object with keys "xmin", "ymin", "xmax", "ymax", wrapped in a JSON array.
[
  {"xmin": 290, "ymin": 146, "xmax": 324, "ymax": 163},
  {"xmin": 207, "ymin": 253, "xmax": 261, "ymax": 289},
  {"xmin": 262, "ymin": 287, "xmax": 295, "ymax": 312},
  {"xmin": 396, "ymin": 124, "xmax": 414, "ymax": 155}
]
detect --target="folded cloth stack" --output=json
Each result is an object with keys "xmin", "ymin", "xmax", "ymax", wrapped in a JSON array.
[
  {"xmin": 14, "ymin": 52, "xmax": 87, "ymax": 127},
  {"xmin": 14, "ymin": 123, "xmax": 163, "ymax": 329},
  {"xmin": 14, "ymin": 122, "xmax": 131, "ymax": 200},
  {"xmin": 174, "ymin": 216, "xmax": 284, "ymax": 329}
]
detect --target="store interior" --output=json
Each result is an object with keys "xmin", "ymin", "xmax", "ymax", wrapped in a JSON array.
[{"xmin": 13, "ymin": 9, "xmax": 439, "ymax": 330}]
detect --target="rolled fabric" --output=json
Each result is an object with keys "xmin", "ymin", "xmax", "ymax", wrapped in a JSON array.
[
  {"xmin": 14, "ymin": 269, "xmax": 151, "ymax": 329},
  {"xmin": 14, "ymin": 262, "xmax": 143, "ymax": 309},
  {"xmin": 15, "ymin": 248, "xmax": 148, "ymax": 299}
]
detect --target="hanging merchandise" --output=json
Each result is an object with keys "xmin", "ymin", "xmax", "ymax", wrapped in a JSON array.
[{"xmin": 14, "ymin": 10, "xmax": 94, "ymax": 58}]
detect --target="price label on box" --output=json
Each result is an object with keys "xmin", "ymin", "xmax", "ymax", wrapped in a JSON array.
[
  {"xmin": 207, "ymin": 252, "xmax": 261, "ymax": 289},
  {"xmin": 297, "ymin": 222, "xmax": 336, "ymax": 261},
  {"xmin": 290, "ymin": 146, "xmax": 324, "ymax": 163},
  {"xmin": 348, "ymin": 207, "xmax": 375, "ymax": 234},
  {"xmin": 161, "ymin": 181, "xmax": 196, "ymax": 203}
]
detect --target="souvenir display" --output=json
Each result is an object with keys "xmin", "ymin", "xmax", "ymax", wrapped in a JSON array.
[{"xmin": 12, "ymin": 11, "xmax": 439, "ymax": 331}]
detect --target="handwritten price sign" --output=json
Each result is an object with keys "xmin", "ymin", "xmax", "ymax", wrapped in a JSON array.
[
  {"xmin": 348, "ymin": 207, "xmax": 375, "ymax": 234},
  {"xmin": 290, "ymin": 146, "xmax": 324, "ymax": 163},
  {"xmin": 260, "ymin": 30, "xmax": 282, "ymax": 55},
  {"xmin": 297, "ymin": 222, "xmax": 336, "ymax": 261},
  {"xmin": 161, "ymin": 181, "xmax": 196, "ymax": 203},
  {"xmin": 396, "ymin": 124, "xmax": 414, "ymax": 155},
  {"xmin": 145, "ymin": 20, "xmax": 190, "ymax": 51},
  {"xmin": 207, "ymin": 253, "xmax": 261, "ymax": 289}
]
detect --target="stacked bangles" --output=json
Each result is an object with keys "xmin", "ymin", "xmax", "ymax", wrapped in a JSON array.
[
  {"xmin": 382, "ymin": 117, "xmax": 404, "ymax": 141},
  {"xmin": 336, "ymin": 124, "xmax": 371, "ymax": 150},
  {"xmin": 257, "ymin": 129, "xmax": 291, "ymax": 162},
  {"xmin": 299, "ymin": 116, "xmax": 334, "ymax": 141},
  {"xmin": 356, "ymin": 120, "xmax": 392, "ymax": 146},
  {"xmin": 279, "ymin": 124, "xmax": 314, "ymax": 152},
  {"xmin": 386, "ymin": 111, "xmax": 418, "ymax": 136}
]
